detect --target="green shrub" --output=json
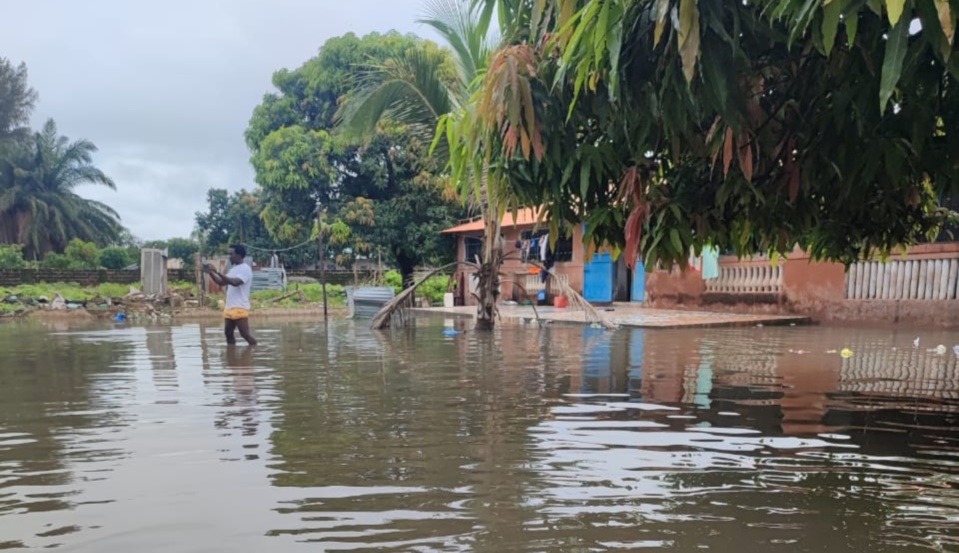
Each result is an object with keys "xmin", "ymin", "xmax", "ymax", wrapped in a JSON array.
[
  {"xmin": 380, "ymin": 270, "xmax": 450, "ymax": 304},
  {"xmin": 417, "ymin": 275, "xmax": 451, "ymax": 305},
  {"xmin": 63, "ymin": 239, "xmax": 99, "ymax": 269},
  {"xmin": 40, "ymin": 252, "xmax": 71, "ymax": 269},
  {"xmin": 383, "ymin": 270, "xmax": 403, "ymax": 295},
  {"xmin": 98, "ymin": 246, "xmax": 131, "ymax": 269},
  {"xmin": 0, "ymin": 245, "xmax": 31, "ymax": 269}
]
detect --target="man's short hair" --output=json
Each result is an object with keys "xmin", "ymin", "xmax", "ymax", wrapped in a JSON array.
[{"xmin": 230, "ymin": 244, "xmax": 247, "ymax": 258}]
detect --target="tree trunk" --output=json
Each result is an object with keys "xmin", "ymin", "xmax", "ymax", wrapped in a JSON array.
[
  {"xmin": 397, "ymin": 254, "xmax": 416, "ymax": 290},
  {"xmin": 474, "ymin": 232, "xmax": 504, "ymax": 331},
  {"xmin": 474, "ymin": 259, "xmax": 500, "ymax": 330}
]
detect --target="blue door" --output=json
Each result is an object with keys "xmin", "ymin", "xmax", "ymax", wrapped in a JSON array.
[
  {"xmin": 631, "ymin": 261, "xmax": 646, "ymax": 303},
  {"xmin": 581, "ymin": 325, "xmax": 612, "ymax": 393},
  {"xmin": 583, "ymin": 252, "xmax": 614, "ymax": 303}
]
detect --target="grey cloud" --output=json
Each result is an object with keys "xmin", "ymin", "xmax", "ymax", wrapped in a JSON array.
[{"xmin": 3, "ymin": 0, "xmax": 438, "ymax": 240}]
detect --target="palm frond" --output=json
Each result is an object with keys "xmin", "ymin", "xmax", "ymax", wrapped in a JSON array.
[
  {"xmin": 337, "ymin": 47, "xmax": 457, "ymax": 143},
  {"xmin": 420, "ymin": 0, "xmax": 498, "ymax": 91}
]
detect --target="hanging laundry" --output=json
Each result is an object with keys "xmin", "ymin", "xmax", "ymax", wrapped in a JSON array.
[
  {"xmin": 701, "ymin": 246, "xmax": 720, "ymax": 280},
  {"xmin": 539, "ymin": 233, "xmax": 548, "ymax": 262},
  {"xmin": 688, "ymin": 252, "xmax": 702, "ymax": 272},
  {"xmin": 541, "ymin": 236, "xmax": 554, "ymax": 283}
]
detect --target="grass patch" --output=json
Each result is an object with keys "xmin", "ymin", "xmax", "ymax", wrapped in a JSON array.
[
  {"xmin": 0, "ymin": 281, "xmax": 197, "ymax": 304},
  {"xmin": 250, "ymin": 283, "xmax": 347, "ymax": 309},
  {"xmin": 0, "ymin": 302, "xmax": 28, "ymax": 315}
]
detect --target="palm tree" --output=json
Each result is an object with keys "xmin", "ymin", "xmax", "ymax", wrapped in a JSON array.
[
  {"xmin": 0, "ymin": 119, "xmax": 122, "ymax": 260},
  {"xmin": 340, "ymin": 0, "xmax": 533, "ymax": 330}
]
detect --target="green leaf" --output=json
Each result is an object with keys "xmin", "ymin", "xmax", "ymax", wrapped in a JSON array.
[
  {"xmin": 885, "ymin": 0, "xmax": 906, "ymax": 26},
  {"xmin": 655, "ymin": 0, "xmax": 671, "ymax": 46},
  {"xmin": 678, "ymin": 0, "xmax": 701, "ymax": 83},
  {"xmin": 879, "ymin": 18, "xmax": 909, "ymax": 114},
  {"xmin": 607, "ymin": 5, "xmax": 624, "ymax": 98},
  {"xmin": 669, "ymin": 228, "xmax": 682, "ymax": 253},
  {"xmin": 789, "ymin": 0, "xmax": 821, "ymax": 47},
  {"xmin": 845, "ymin": 10, "xmax": 860, "ymax": 47},
  {"xmin": 822, "ymin": 0, "xmax": 846, "ymax": 54},
  {"xmin": 580, "ymin": 161, "xmax": 591, "ymax": 199},
  {"xmin": 594, "ymin": 0, "xmax": 610, "ymax": 57}
]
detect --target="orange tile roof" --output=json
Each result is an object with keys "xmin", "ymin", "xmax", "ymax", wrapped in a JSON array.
[{"xmin": 441, "ymin": 208, "xmax": 543, "ymax": 234}]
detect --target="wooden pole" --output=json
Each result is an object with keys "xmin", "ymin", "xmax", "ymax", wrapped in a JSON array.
[
  {"xmin": 194, "ymin": 251, "xmax": 204, "ymax": 306},
  {"xmin": 317, "ymin": 206, "xmax": 328, "ymax": 319}
]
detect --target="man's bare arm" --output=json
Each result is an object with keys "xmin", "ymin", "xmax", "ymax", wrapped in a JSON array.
[{"xmin": 203, "ymin": 267, "xmax": 242, "ymax": 287}]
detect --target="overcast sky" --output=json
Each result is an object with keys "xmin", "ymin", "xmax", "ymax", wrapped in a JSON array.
[{"xmin": 2, "ymin": 0, "xmax": 438, "ymax": 241}]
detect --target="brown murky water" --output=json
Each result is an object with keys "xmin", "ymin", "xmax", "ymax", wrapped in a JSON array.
[{"xmin": 1, "ymin": 318, "xmax": 958, "ymax": 552}]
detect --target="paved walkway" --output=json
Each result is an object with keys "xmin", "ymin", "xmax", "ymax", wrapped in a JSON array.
[{"xmin": 410, "ymin": 303, "xmax": 809, "ymax": 329}]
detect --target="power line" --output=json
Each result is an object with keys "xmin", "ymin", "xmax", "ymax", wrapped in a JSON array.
[{"xmin": 243, "ymin": 238, "xmax": 315, "ymax": 254}]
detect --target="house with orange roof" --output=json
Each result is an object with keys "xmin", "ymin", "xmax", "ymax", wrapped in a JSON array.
[{"xmin": 441, "ymin": 208, "xmax": 646, "ymax": 307}]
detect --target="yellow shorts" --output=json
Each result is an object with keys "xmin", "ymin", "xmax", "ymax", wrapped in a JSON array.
[{"xmin": 223, "ymin": 308, "xmax": 250, "ymax": 320}]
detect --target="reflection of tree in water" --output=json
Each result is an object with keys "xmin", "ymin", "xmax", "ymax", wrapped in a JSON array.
[
  {"xmin": 264, "ymin": 320, "xmax": 575, "ymax": 547},
  {"xmin": 0, "ymin": 325, "xmax": 136, "ymax": 516}
]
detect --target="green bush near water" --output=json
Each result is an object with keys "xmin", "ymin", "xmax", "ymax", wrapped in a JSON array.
[{"xmin": 382, "ymin": 269, "xmax": 450, "ymax": 305}]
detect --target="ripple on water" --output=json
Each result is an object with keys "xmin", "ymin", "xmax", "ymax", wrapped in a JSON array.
[{"xmin": 0, "ymin": 322, "xmax": 958, "ymax": 551}]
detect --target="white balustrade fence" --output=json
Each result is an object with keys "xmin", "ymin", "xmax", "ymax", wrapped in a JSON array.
[
  {"xmin": 523, "ymin": 273, "xmax": 569, "ymax": 294},
  {"xmin": 845, "ymin": 258, "xmax": 959, "ymax": 300},
  {"xmin": 704, "ymin": 262, "xmax": 784, "ymax": 295}
]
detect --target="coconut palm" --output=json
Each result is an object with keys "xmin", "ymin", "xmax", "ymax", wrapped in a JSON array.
[
  {"xmin": 0, "ymin": 119, "xmax": 122, "ymax": 260},
  {"xmin": 340, "ymin": 0, "xmax": 539, "ymax": 329}
]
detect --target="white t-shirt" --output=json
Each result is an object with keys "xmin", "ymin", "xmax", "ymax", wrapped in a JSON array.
[{"xmin": 224, "ymin": 262, "xmax": 253, "ymax": 310}]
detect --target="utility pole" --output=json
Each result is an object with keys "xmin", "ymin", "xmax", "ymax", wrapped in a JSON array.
[{"xmin": 316, "ymin": 203, "xmax": 328, "ymax": 319}]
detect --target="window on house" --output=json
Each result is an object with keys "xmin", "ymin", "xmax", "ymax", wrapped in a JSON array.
[
  {"xmin": 520, "ymin": 230, "xmax": 574, "ymax": 263},
  {"xmin": 464, "ymin": 236, "xmax": 483, "ymax": 262}
]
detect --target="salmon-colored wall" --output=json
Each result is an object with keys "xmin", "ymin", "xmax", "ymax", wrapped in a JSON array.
[
  {"xmin": 644, "ymin": 244, "xmax": 959, "ymax": 327},
  {"xmin": 646, "ymin": 266, "xmax": 705, "ymax": 305}
]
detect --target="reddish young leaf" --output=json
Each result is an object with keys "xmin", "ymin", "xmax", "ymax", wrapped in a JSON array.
[
  {"xmin": 722, "ymin": 127, "xmax": 734, "ymax": 178},
  {"xmin": 737, "ymin": 133, "xmax": 754, "ymax": 182}
]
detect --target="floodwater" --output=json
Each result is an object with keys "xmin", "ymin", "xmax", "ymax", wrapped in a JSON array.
[{"xmin": 1, "ymin": 318, "xmax": 958, "ymax": 552}]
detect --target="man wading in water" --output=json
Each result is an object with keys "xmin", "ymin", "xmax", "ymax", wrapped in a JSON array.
[{"xmin": 204, "ymin": 244, "xmax": 258, "ymax": 346}]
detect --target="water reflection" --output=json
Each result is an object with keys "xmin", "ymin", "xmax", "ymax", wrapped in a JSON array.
[{"xmin": 0, "ymin": 320, "xmax": 956, "ymax": 551}]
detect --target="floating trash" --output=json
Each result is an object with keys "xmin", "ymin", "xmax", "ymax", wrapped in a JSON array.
[{"xmin": 840, "ymin": 348, "xmax": 854, "ymax": 358}]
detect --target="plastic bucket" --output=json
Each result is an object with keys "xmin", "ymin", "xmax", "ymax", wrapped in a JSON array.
[{"xmin": 554, "ymin": 296, "xmax": 569, "ymax": 308}]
